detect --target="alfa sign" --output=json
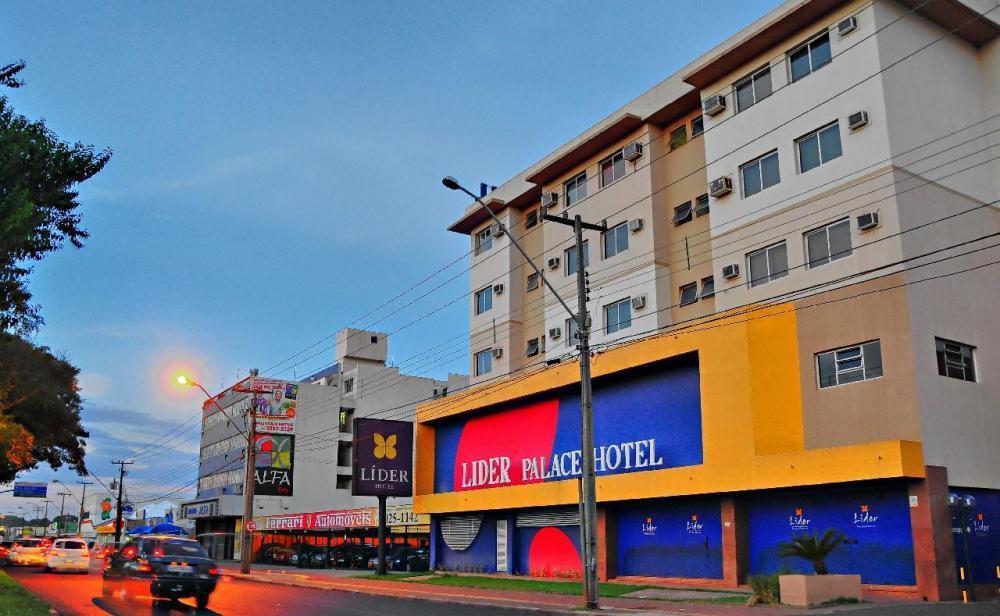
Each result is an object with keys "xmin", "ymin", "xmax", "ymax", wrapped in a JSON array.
[
  {"xmin": 12, "ymin": 482, "xmax": 47, "ymax": 498},
  {"xmin": 352, "ymin": 418, "xmax": 413, "ymax": 497}
]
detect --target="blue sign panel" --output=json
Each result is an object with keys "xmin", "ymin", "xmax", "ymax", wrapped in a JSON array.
[
  {"xmin": 433, "ymin": 355, "xmax": 702, "ymax": 494},
  {"xmin": 12, "ymin": 482, "xmax": 47, "ymax": 498},
  {"xmin": 950, "ymin": 487, "xmax": 999, "ymax": 585},
  {"xmin": 746, "ymin": 484, "xmax": 915, "ymax": 585},
  {"xmin": 617, "ymin": 496, "xmax": 723, "ymax": 579}
]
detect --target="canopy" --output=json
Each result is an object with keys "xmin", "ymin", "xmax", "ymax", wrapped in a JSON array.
[
  {"xmin": 149, "ymin": 523, "xmax": 186, "ymax": 535},
  {"xmin": 127, "ymin": 525, "xmax": 153, "ymax": 536}
]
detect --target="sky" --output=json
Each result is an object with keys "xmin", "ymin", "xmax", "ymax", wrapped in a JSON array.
[{"xmin": 0, "ymin": 0, "xmax": 781, "ymax": 516}]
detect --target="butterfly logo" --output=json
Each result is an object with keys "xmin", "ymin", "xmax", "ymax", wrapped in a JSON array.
[
  {"xmin": 646, "ymin": 517, "xmax": 652, "ymax": 524},
  {"xmin": 978, "ymin": 513, "xmax": 984, "ymax": 521},
  {"xmin": 374, "ymin": 433, "xmax": 397, "ymax": 460},
  {"xmin": 795, "ymin": 508, "xmax": 803, "ymax": 516},
  {"xmin": 691, "ymin": 515, "xmax": 698, "ymax": 522},
  {"xmin": 861, "ymin": 505, "xmax": 869, "ymax": 513}
]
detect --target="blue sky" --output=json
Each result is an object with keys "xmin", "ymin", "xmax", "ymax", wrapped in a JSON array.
[{"xmin": 0, "ymin": 0, "xmax": 780, "ymax": 513}]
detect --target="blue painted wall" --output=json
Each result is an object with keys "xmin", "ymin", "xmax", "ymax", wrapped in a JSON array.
[
  {"xmin": 617, "ymin": 496, "xmax": 723, "ymax": 579},
  {"xmin": 950, "ymin": 487, "xmax": 1000, "ymax": 585},
  {"xmin": 433, "ymin": 512, "xmax": 499, "ymax": 573},
  {"xmin": 746, "ymin": 484, "xmax": 915, "ymax": 585}
]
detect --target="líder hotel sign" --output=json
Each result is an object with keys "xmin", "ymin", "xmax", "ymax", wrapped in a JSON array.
[{"xmin": 352, "ymin": 418, "xmax": 413, "ymax": 497}]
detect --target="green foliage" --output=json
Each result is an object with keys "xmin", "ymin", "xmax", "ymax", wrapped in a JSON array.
[
  {"xmin": 0, "ymin": 60, "xmax": 111, "ymax": 333},
  {"xmin": 0, "ymin": 570, "xmax": 52, "ymax": 615},
  {"xmin": 747, "ymin": 573, "xmax": 780, "ymax": 605},
  {"xmin": 0, "ymin": 333, "xmax": 88, "ymax": 482},
  {"xmin": 779, "ymin": 528, "xmax": 846, "ymax": 575}
]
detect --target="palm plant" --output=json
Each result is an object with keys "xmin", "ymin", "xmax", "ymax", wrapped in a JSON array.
[{"xmin": 778, "ymin": 528, "xmax": 846, "ymax": 575}]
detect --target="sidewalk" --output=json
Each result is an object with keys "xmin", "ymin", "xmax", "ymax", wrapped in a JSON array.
[{"xmin": 215, "ymin": 563, "xmax": 874, "ymax": 615}]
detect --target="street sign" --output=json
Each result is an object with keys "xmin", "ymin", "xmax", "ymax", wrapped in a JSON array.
[
  {"xmin": 122, "ymin": 503, "xmax": 135, "ymax": 515},
  {"xmin": 12, "ymin": 482, "xmax": 47, "ymax": 498},
  {"xmin": 245, "ymin": 519, "xmax": 257, "ymax": 532}
]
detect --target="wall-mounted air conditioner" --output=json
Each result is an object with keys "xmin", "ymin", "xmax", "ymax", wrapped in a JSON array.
[
  {"xmin": 547, "ymin": 257, "xmax": 560, "ymax": 270},
  {"xmin": 628, "ymin": 218, "xmax": 644, "ymax": 233},
  {"xmin": 541, "ymin": 192, "xmax": 559, "ymax": 208},
  {"xmin": 492, "ymin": 348, "xmax": 503, "ymax": 359},
  {"xmin": 838, "ymin": 15, "xmax": 858, "ymax": 37},
  {"xmin": 703, "ymin": 94, "xmax": 726, "ymax": 116},
  {"xmin": 848, "ymin": 110, "xmax": 869, "ymax": 131},
  {"xmin": 623, "ymin": 142, "xmax": 643, "ymax": 162},
  {"xmin": 722, "ymin": 264, "xmax": 740, "ymax": 279},
  {"xmin": 493, "ymin": 283, "xmax": 504, "ymax": 295},
  {"xmin": 857, "ymin": 212, "xmax": 880, "ymax": 231},
  {"xmin": 709, "ymin": 176, "xmax": 733, "ymax": 197},
  {"xmin": 490, "ymin": 223, "xmax": 503, "ymax": 238},
  {"xmin": 631, "ymin": 295, "xmax": 647, "ymax": 310},
  {"xmin": 548, "ymin": 327, "xmax": 562, "ymax": 339}
]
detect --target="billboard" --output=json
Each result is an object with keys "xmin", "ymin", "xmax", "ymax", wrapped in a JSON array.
[
  {"xmin": 352, "ymin": 418, "xmax": 413, "ymax": 497},
  {"xmin": 254, "ymin": 433, "xmax": 294, "ymax": 497},
  {"xmin": 261, "ymin": 508, "xmax": 375, "ymax": 531},
  {"xmin": 249, "ymin": 380, "xmax": 298, "ymax": 435},
  {"xmin": 12, "ymin": 482, "xmax": 47, "ymax": 498}
]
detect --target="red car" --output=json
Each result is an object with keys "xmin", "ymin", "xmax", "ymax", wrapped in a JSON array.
[{"xmin": 0, "ymin": 541, "xmax": 14, "ymax": 565}]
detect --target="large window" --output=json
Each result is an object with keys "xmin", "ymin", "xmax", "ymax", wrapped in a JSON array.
[
  {"xmin": 525, "ymin": 209, "xmax": 539, "ymax": 228},
  {"xmin": 565, "ymin": 240, "xmax": 590, "ymax": 275},
  {"xmin": 526, "ymin": 338, "xmax": 540, "ymax": 357},
  {"xmin": 694, "ymin": 193, "xmax": 710, "ymax": 217},
  {"xmin": 600, "ymin": 150, "xmax": 626, "ymax": 187},
  {"xmin": 740, "ymin": 150, "xmax": 780, "ymax": 197},
  {"xmin": 669, "ymin": 126, "xmax": 688, "ymax": 150},
  {"xmin": 797, "ymin": 122, "xmax": 842, "ymax": 173},
  {"xmin": 565, "ymin": 172, "xmax": 588, "ymax": 206},
  {"xmin": 474, "ymin": 286, "xmax": 493, "ymax": 315},
  {"xmin": 526, "ymin": 272, "xmax": 540, "ymax": 292},
  {"xmin": 747, "ymin": 241, "xmax": 789, "ymax": 287},
  {"xmin": 700, "ymin": 276, "xmax": 715, "ymax": 299},
  {"xmin": 474, "ymin": 228, "xmax": 492, "ymax": 255},
  {"xmin": 734, "ymin": 66, "xmax": 772, "ymax": 112},
  {"xmin": 602, "ymin": 222, "xmax": 629, "ymax": 258},
  {"xmin": 935, "ymin": 338, "xmax": 976, "ymax": 382},
  {"xmin": 565, "ymin": 317, "xmax": 579, "ymax": 347},
  {"xmin": 679, "ymin": 282, "xmax": 698, "ymax": 306},
  {"xmin": 805, "ymin": 219, "xmax": 852, "ymax": 268},
  {"xmin": 817, "ymin": 341, "xmax": 883, "ymax": 388},
  {"xmin": 475, "ymin": 349, "xmax": 493, "ymax": 376},
  {"xmin": 673, "ymin": 201, "xmax": 693, "ymax": 226},
  {"xmin": 790, "ymin": 32, "xmax": 832, "ymax": 82},
  {"xmin": 604, "ymin": 298, "xmax": 632, "ymax": 334},
  {"xmin": 691, "ymin": 115, "xmax": 704, "ymax": 137}
]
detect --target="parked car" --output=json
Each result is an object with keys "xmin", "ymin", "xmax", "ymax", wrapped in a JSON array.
[
  {"xmin": 368, "ymin": 546, "xmax": 420, "ymax": 572},
  {"xmin": 102, "ymin": 535, "xmax": 219, "ymax": 610},
  {"xmin": 300, "ymin": 547, "xmax": 328, "ymax": 568},
  {"xmin": 0, "ymin": 541, "xmax": 15, "ymax": 565},
  {"xmin": 329, "ymin": 544, "xmax": 374, "ymax": 569},
  {"xmin": 44, "ymin": 538, "xmax": 90, "ymax": 573},
  {"xmin": 269, "ymin": 546, "xmax": 297, "ymax": 566},
  {"xmin": 9, "ymin": 538, "xmax": 47, "ymax": 566},
  {"xmin": 401, "ymin": 547, "xmax": 430, "ymax": 572}
]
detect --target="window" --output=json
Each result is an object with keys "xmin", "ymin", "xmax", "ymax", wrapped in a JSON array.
[
  {"xmin": 565, "ymin": 172, "xmax": 588, "ymax": 206},
  {"xmin": 790, "ymin": 32, "xmax": 832, "ymax": 82},
  {"xmin": 935, "ymin": 338, "xmax": 976, "ymax": 382},
  {"xmin": 805, "ymin": 219, "xmax": 852, "ymax": 268},
  {"xmin": 694, "ymin": 193, "xmax": 710, "ymax": 217},
  {"xmin": 604, "ymin": 298, "xmax": 632, "ymax": 334},
  {"xmin": 474, "ymin": 286, "xmax": 493, "ymax": 315},
  {"xmin": 339, "ymin": 409, "xmax": 353, "ymax": 433},
  {"xmin": 336, "ymin": 475, "xmax": 352, "ymax": 490},
  {"xmin": 669, "ymin": 126, "xmax": 688, "ymax": 150},
  {"xmin": 565, "ymin": 317, "xmax": 579, "ymax": 347},
  {"xmin": 817, "ymin": 341, "xmax": 883, "ymax": 388},
  {"xmin": 797, "ymin": 122, "xmax": 842, "ymax": 173},
  {"xmin": 602, "ymin": 222, "xmax": 629, "ymax": 258},
  {"xmin": 527, "ymin": 272, "xmax": 540, "ymax": 292},
  {"xmin": 700, "ymin": 276, "xmax": 715, "ymax": 299},
  {"xmin": 600, "ymin": 150, "xmax": 626, "ymax": 187},
  {"xmin": 526, "ymin": 338, "xmax": 540, "ymax": 357},
  {"xmin": 691, "ymin": 115, "xmax": 704, "ymax": 137},
  {"xmin": 474, "ymin": 228, "xmax": 492, "ymax": 255},
  {"xmin": 475, "ymin": 349, "xmax": 493, "ymax": 376},
  {"xmin": 343, "ymin": 378, "xmax": 354, "ymax": 393},
  {"xmin": 679, "ymin": 282, "xmax": 698, "ymax": 306},
  {"xmin": 740, "ymin": 150, "xmax": 780, "ymax": 197},
  {"xmin": 565, "ymin": 240, "xmax": 590, "ymax": 275},
  {"xmin": 672, "ymin": 201, "xmax": 693, "ymax": 226},
  {"xmin": 747, "ymin": 241, "xmax": 789, "ymax": 287},
  {"xmin": 525, "ymin": 209, "xmax": 539, "ymax": 228},
  {"xmin": 734, "ymin": 66, "xmax": 772, "ymax": 112}
]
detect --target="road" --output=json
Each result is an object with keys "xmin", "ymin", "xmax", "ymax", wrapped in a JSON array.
[{"xmin": 5, "ymin": 561, "xmax": 555, "ymax": 616}]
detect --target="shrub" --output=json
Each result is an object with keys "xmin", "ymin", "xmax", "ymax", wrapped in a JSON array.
[
  {"xmin": 747, "ymin": 574, "xmax": 780, "ymax": 606},
  {"xmin": 779, "ymin": 528, "xmax": 846, "ymax": 575}
]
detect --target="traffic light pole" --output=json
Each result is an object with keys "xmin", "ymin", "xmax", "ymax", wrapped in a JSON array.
[{"xmin": 240, "ymin": 399, "xmax": 257, "ymax": 575}]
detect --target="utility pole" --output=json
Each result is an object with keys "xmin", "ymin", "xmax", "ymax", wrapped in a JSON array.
[
  {"xmin": 76, "ymin": 481, "xmax": 92, "ymax": 538},
  {"xmin": 42, "ymin": 500, "xmax": 51, "ymax": 537},
  {"xmin": 111, "ymin": 460, "xmax": 133, "ymax": 544},
  {"xmin": 57, "ymin": 492, "xmax": 69, "ymax": 536},
  {"xmin": 240, "ymin": 379, "xmax": 259, "ymax": 575},
  {"xmin": 442, "ymin": 177, "xmax": 604, "ymax": 609}
]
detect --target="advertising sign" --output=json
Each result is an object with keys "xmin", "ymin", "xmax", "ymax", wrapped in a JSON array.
[
  {"xmin": 383, "ymin": 504, "xmax": 430, "ymax": 527},
  {"xmin": 12, "ymin": 482, "xmax": 47, "ymax": 498},
  {"xmin": 254, "ymin": 433, "xmax": 294, "ymax": 497},
  {"xmin": 250, "ymin": 380, "xmax": 298, "ymax": 435},
  {"xmin": 100, "ymin": 497, "xmax": 113, "ymax": 520},
  {"xmin": 352, "ymin": 418, "xmax": 413, "ymax": 497},
  {"xmin": 261, "ymin": 508, "xmax": 375, "ymax": 531}
]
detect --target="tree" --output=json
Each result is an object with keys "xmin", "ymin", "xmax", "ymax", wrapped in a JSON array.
[
  {"xmin": 0, "ymin": 333, "xmax": 88, "ymax": 482},
  {"xmin": 779, "ymin": 528, "xmax": 846, "ymax": 575},
  {"xmin": 1, "ymin": 60, "xmax": 111, "ymax": 333}
]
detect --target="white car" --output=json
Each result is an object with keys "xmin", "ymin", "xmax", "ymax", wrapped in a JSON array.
[
  {"xmin": 9, "ymin": 538, "xmax": 47, "ymax": 566},
  {"xmin": 44, "ymin": 538, "xmax": 90, "ymax": 573}
]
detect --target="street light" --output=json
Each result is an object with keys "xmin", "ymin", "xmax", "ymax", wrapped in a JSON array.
[{"xmin": 949, "ymin": 492, "xmax": 977, "ymax": 602}]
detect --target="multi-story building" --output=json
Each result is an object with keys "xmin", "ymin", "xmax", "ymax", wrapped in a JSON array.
[
  {"xmin": 420, "ymin": 0, "xmax": 998, "ymax": 601},
  {"xmin": 182, "ymin": 328, "xmax": 466, "ymax": 560}
]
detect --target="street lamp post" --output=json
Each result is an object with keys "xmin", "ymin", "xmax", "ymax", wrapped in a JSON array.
[
  {"xmin": 948, "ymin": 492, "xmax": 977, "ymax": 602},
  {"xmin": 57, "ymin": 492, "xmax": 69, "ymax": 536},
  {"xmin": 442, "ymin": 176, "xmax": 605, "ymax": 609}
]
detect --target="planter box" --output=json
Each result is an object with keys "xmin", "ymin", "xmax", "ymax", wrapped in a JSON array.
[{"xmin": 779, "ymin": 574, "xmax": 862, "ymax": 607}]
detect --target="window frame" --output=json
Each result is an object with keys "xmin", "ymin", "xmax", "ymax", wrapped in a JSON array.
[
  {"xmin": 526, "ymin": 338, "xmax": 540, "ymax": 357},
  {"xmin": 789, "ymin": 31, "xmax": 832, "ymax": 83},
  {"xmin": 602, "ymin": 221, "xmax": 629, "ymax": 259},
  {"xmin": 935, "ymin": 338, "xmax": 976, "ymax": 382},
  {"xmin": 564, "ymin": 172, "xmax": 588, "ymax": 206},
  {"xmin": 816, "ymin": 340, "xmax": 883, "ymax": 389},
  {"xmin": 672, "ymin": 201, "xmax": 693, "ymax": 226},
  {"xmin": 525, "ymin": 209, "xmax": 539, "ymax": 228},
  {"xmin": 679, "ymin": 282, "xmax": 699, "ymax": 306},
  {"xmin": 669, "ymin": 125, "xmax": 688, "ymax": 150},
  {"xmin": 747, "ymin": 241, "xmax": 789, "ymax": 288},
  {"xmin": 694, "ymin": 193, "xmax": 710, "ymax": 217},
  {"xmin": 343, "ymin": 378, "xmax": 354, "ymax": 393},
  {"xmin": 474, "ymin": 286, "xmax": 493, "ymax": 315},
  {"xmin": 700, "ymin": 276, "xmax": 715, "ymax": 299},
  {"xmin": 564, "ymin": 240, "xmax": 590, "ymax": 276},
  {"xmin": 691, "ymin": 115, "xmax": 705, "ymax": 137},
  {"xmin": 796, "ymin": 121, "xmax": 842, "ymax": 173},
  {"xmin": 804, "ymin": 218, "xmax": 852, "ymax": 269},
  {"xmin": 599, "ymin": 150, "xmax": 627, "ymax": 187},
  {"xmin": 526, "ymin": 272, "xmax": 540, "ymax": 292},
  {"xmin": 474, "ymin": 228, "xmax": 492, "ymax": 255},
  {"xmin": 474, "ymin": 349, "xmax": 493, "ymax": 377},
  {"xmin": 734, "ymin": 65, "xmax": 773, "ymax": 113},
  {"xmin": 565, "ymin": 317, "xmax": 579, "ymax": 347},
  {"xmin": 604, "ymin": 297, "xmax": 632, "ymax": 334},
  {"xmin": 740, "ymin": 150, "xmax": 780, "ymax": 197}
]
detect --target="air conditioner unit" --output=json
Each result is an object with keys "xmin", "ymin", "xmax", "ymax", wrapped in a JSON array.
[
  {"xmin": 623, "ymin": 142, "xmax": 643, "ymax": 162},
  {"xmin": 857, "ymin": 211, "xmax": 880, "ymax": 231},
  {"xmin": 837, "ymin": 15, "xmax": 858, "ymax": 37},
  {"xmin": 631, "ymin": 295, "xmax": 647, "ymax": 310},
  {"xmin": 847, "ymin": 110, "xmax": 869, "ymax": 131},
  {"xmin": 722, "ymin": 264, "xmax": 740, "ymax": 279},
  {"xmin": 492, "ymin": 348, "xmax": 503, "ymax": 359},
  {"xmin": 541, "ymin": 192, "xmax": 559, "ymax": 208},
  {"xmin": 703, "ymin": 94, "xmax": 726, "ymax": 116},
  {"xmin": 547, "ymin": 257, "xmax": 560, "ymax": 270},
  {"xmin": 490, "ymin": 223, "xmax": 503, "ymax": 238},
  {"xmin": 548, "ymin": 327, "xmax": 562, "ymax": 339},
  {"xmin": 628, "ymin": 218, "xmax": 644, "ymax": 233},
  {"xmin": 493, "ymin": 283, "xmax": 504, "ymax": 295},
  {"xmin": 709, "ymin": 176, "xmax": 733, "ymax": 197}
]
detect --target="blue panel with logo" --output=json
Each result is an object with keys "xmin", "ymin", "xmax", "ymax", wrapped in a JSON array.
[
  {"xmin": 433, "ymin": 512, "xmax": 498, "ymax": 573},
  {"xmin": 746, "ymin": 484, "xmax": 915, "ymax": 585},
  {"xmin": 950, "ymin": 487, "xmax": 999, "ymax": 585},
  {"xmin": 617, "ymin": 497, "xmax": 723, "ymax": 579}
]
